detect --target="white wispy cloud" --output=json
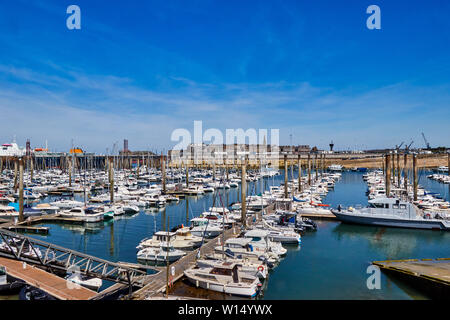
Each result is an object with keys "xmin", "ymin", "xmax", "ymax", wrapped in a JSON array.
[{"xmin": 0, "ymin": 63, "xmax": 449, "ymax": 152}]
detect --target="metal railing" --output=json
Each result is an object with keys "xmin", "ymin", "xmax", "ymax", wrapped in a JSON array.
[{"xmin": 0, "ymin": 228, "xmax": 147, "ymax": 286}]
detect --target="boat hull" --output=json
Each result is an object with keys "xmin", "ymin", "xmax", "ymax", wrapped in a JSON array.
[
  {"xmin": 332, "ymin": 210, "xmax": 450, "ymax": 231},
  {"xmin": 185, "ymin": 274, "xmax": 259, "ymax": 297}
]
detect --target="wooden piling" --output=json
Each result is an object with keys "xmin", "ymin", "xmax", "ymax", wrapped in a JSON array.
[
  {"xmin": 403, "ymin": 153, "xmax": 408, "ymax": 194},
  {"xmin": 284, "ymin": 154, "xmax": 288, "ymax": 199},
  {"xmin": 13, "ymin": 158, "xmax": 18, "ymax": 193},
  {"xmin": 385, "ymin": 154, "xmax": 391, "ymax": 197},
  {"xmin": 161, "ymin": 154, "xmax": 166, "ymax": 194},
  {"xmin": 413, "ymin": 154, "xmax": 418, "ymax": 201},
  {"xmin": 448, "ymin": 153, "xmax": 450, "ymax": 177},
  {"xmin": 241, "ymin": 158, "xmax": 247, "ymax": 229},
  {"xmin": 298, "ymin": 154, "xmax": 302, "ymax": 193},
  {"xmin": 396, "ymin": 153, "xmax": 400, "ymax": 188},
  {"xmin": 30, "ymin": 157, "xmax": 34, "ymax": 181},
  {"xmin": 18, "ymin": 158, "xmax": 24, "ymax": 223},
  {"xmin": 109, "ymin": 157, "xmax": 114, "ymax": 204},
  {"xmin": 307, "ymin": 153, "xmax": 311, "ymax": 186},
  {"xmin": 185, "ymin": 162, "xmax": 189, "ymax": 188},
  {"xmin": 391, "ymin": 153, "xmax": 395, "ymax": 187},
  {"xmin": 186, "ymin": 196, "xmax": 189, "ymax": 226},
  {"xmin": 68, "ymin": 158, "xmax": 72, "ymax": 187},
  {"xmin": 314, "ymin": 154, "xmax": 318, "ymax": 182}
]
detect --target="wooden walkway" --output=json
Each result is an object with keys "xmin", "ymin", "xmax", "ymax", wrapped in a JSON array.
[
  {"xmin": 0, "ymin": 214, "xmax": 85, "ymax": 229},
  {"xmin": 299, "ymin": 213, "xmax": 337, "ymax": 220},
  {"xmin": 373, "ymin": 258, "xmax": 450, "ymax": 299},
  {"xmin": 0, "ymin": 214, "xmax": 85, "ymax": 235},
  {"xmin": 0, "ymin": 257, "xmax": 97, "ymax": 300}
]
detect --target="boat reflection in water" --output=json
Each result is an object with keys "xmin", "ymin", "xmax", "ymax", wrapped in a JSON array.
[
  {"xmin": 56, "ymin": 220, "xmax": 114, "ymax": 235},
  {"xmin": 332, "ymin": 223, "xmax": 449, "ymax": 260}
]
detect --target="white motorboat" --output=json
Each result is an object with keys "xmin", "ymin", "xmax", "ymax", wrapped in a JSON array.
[
  {"xmin": 0, "ymin": 206, "xmax": 19, "ymax": 219},
  {"xmin": 50, "ymin": 199, "xmax": 84, "ymax": 209},
  {"xmin": 122, "ymin": 204, "xmax": 140, "ymax": 214},
  {"xmin": 190, "ymin": 218, "xmax": 223, "ymax": 238},
  {"xmin": 59, "ymin": 207, "xmax": 104, "ymax": 223},
  {"xmin": 243, "ymin": 229, "xmax": 288, "ymax": 256},
  {"xmin": 214, "ymin": 238, "xmax": 279, "ymax": 264},
  {"xmin": 184, "ymin": 262, "xmax": 261, "ymax": 298},
  {"xmin": 136, "ymin": 245, "xmax": 186, "ymax": 263},
  {"xmin": 197, "ymin": 258, "xmax": 268, "ymax": 280},
  {"xmin": 65, "ymin": 273, "xmax": 103, "ymax": 292},
  {"xmin": 0, "ymin": 239, "xmax": 42, "ymax": 259},
  {"xmin": 254, "ymin": 223, "xmax": 301, "ymax": 245},
  {"xmin": 137, "ymin": 230, "xmax": 201, "ymax": 251},
  {"xmin": 32, "ymin": 203, "xmax": 60, "ymax": 215}
]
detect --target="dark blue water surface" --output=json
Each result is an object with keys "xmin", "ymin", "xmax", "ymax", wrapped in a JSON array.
[{"xmin": 24, "ymin": 170, "xmax": 450, "ymax": 298}]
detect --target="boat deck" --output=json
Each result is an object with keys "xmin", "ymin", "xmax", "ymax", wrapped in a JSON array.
[{"xmin": 0, "ymin": 256, "xmax": 97, "ymax": 300}]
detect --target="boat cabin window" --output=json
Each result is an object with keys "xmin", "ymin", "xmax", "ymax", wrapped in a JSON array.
[
  {"xmin": 210, "ymin": 267, "xmax": 232, "ymax": 276},
  {"xmin": 370, "ymin": 203, "xmax": 384, "ymax": 208},
  {"xmin": 251, "ymin": 237, "xmax": 262, "ymax": 242},
  {"xmin": 400, "ymin": 204, "xmax": 407, "ymax": 209},
  {"xmin": 392, "ymin": 204, "xmax": 399, "ymax": 209}
]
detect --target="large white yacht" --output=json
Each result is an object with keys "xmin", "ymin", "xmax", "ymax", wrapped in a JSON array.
[
  {"xmin": 332, "ymin": 197, "xmax": 450, "ymax": 230},
  {"xmin": 0, "ymin": 142, "xmax": 25, "ymax": 157}
]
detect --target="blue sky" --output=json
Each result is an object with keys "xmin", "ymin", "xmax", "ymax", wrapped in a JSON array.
[{"xmin": 0, "ymin": 0, "xmax": 449, "ymax": 153}]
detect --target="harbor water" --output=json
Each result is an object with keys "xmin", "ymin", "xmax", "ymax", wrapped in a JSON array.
[{"xmin": 3, "ymin": 170, "xmax": 450, "ymax": 299}]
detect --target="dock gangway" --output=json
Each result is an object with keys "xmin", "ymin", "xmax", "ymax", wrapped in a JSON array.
[{"xmin": 0, "ymin": 228, "xmax": 148, "ymax": 287}]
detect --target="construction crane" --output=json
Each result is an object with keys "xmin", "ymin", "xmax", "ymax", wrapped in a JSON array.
[
  {"xmin": 421, "ymin": 132, "xmax": 431, "ymax": 150},
  {"xmin": 395, "ymin": 141, "xmax": 404, "ymax": 151},
  {"xmin": 405, "ymin": 140, "xmax": 414, "ymax": 153}
]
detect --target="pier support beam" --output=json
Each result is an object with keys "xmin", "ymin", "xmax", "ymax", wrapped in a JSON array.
[
  {"xmin": 403, "ymin": 153, "xmax": 408, "ymax": 195},
  {"xmin": 307, "ymin": 153, "xmax": 311, "ymax": 186},
  {"xmin": 109, "ymin": 157, "xmax": 114, "ymax": 204},
  {"xmin": 298, "ymin": 155, "xmax": 302, "ymax": 193},
  {"xmin": 18, "ymin": 157, "xmax": 24, "ymax": 223},
  {"xmin": 284, "ymin": 154, "xmax": 288, "ymax": 199},
  {"xmin": 413, "ymin": 154, "xmax": 418, "ymax": 201},
  {"xmin": 30, "ymin": 157, "xmax": 34, "ymax": 182},
  {"xmin": 186, "ymin": 196, "xmax": 189, "ymax": 226},
  {"xmin": 185, "ymin": 162, "xmax": 189, "ymax": 188},
  {"xmin": 13, "ymin": 158, "xmax": 18, "ymax": 193},
  {"xmin": 161, "ymin": 154, "xmax": 166, "ymax": 194},
  {"xmin": 241, "ymin": 158, "xmax": 247, "ymax": 229},
  {"xmin": 448, "ymin": 152, "xmax": 449, "ymax": 177},
  {"xmin": 396, "ymin": 153, "xmax": 400, "ymax": 188},
  {"xmin": 385, "ymin": 154, "xmax": 391, "ymax": 197}
]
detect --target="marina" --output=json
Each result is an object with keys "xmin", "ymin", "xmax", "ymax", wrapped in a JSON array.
[{"xmin": 0, "ymin": 151, "xmax": 448, "ymax": 300}]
